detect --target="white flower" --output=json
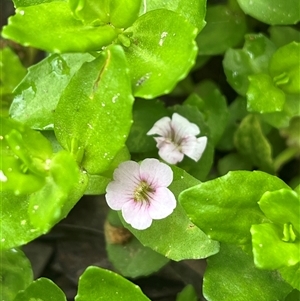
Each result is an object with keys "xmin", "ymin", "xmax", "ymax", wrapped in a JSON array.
[
  {"xmin": 105, "ymin": 159, "xmax": 176, "ymax": 230},
  {"xmin": 147, "ymin": 113, "xmax": 207, "ymax": 164}
]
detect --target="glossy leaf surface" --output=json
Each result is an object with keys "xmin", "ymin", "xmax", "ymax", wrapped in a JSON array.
[
  {"xmin": 14, "ymin": 277, "xmax": 67, "ymax": 301},
  {"xmin": 269, "ymin": 42, "xmax": 300, "ymax": 95},
  {"xmin": 75, "ymin": 266, "xmax": 150, "ymax": 301},
  {"xmin": 2, "ymin": 2, "xmax": 118, "ymax": 52},
  {"xmin": 203, "ymin": 244, "xmax": 292, "ymax": 301},
  {"xmin": 124, "ymin": 9, "xmax": 198, "ymax": 98},
  {"xmin": 140, "ymin": 0, "xmax": 206, "ymax": 32},
  {"xmin": 237, "ymin": 0, "xmax": 300, "ymax": 25},
  {"xmin": 0, "ymin": 248, "xmax": 33, "ymax": 301},
  {"xmin": 54, "ymin": 45, "xmax": 133, "ymax": 174},
  {"xmin": 180, "ymin": 170, "xmax": 289, "ymax": 245},
  {"xmin": 223, "ymin": 34, "xmax": 277, "ymax": 95},
  {"xmin": 10, "ymin": 52, "xmax": 94, "ymax": 130}
]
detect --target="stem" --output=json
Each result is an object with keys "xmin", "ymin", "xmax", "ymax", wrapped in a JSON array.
[{"xmin": 274, "ymin": 147, "xmax": 299, "ymax": 172}]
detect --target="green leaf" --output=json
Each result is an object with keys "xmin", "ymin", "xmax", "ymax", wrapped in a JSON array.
[
  {"xmin": 70, "ymin": 0, "xmax": 141, "ymax": 28},
  {"xmin": 140, "ymin": 0, "xmax": 206, "ymax": 32},
  {"xmin": 176, "ymin": 285, "xmax": 197, "ymax": 301},
  {"xmin": 223, "ymin": 33, "xmax": 277, "ymax": 95},
  {"xmin": 261, "ymin": 94, "xmax": 300, "ymax": 129},
  {"xmin": 124, "ymin": 9, "xmax": 198, "ymax": 98},
  {"xmin": 196, "ymin": 3, "xmax": 247, "ymax": 55},
  {"xmin": 247, "ymin": 73, "xmax": 286, "ymax": 113},
  {"xmin": 251, "ymin": 223, "xmax": 300, "ymax": 269},
  {"xmin": 269, "ymin": 42, "xmax": 300, "ymax": 95},
  {"xmin": 10, "ymin": 52, "xmax": 95, "ymax": 130},
  {"xmin": 185, "ymin": 80, "xmax": 229, "ymax": 145},
  {"xmin": 0, "ymin": 47, "xmax": 26, "ymax": 96},
  {"xmin": 2, "ymin": 2, "xmax": 118, "ymax": 52},
  {"xmin": 106, "ymin": 219, "xmax": 169, "ymax": 278},
  {"xmin": 1, "ymin": 117, "xmax": 53, "ymax": 195},
  {"xmin": 259, "ymin": 189, "xmax": 300, "ymax": 233},
  {"xmin": 54, "ymin": 45, "xmax": 133, "ymax": 174},
  {"xmin": 13, "ymin": 0, "xmax": 64, "ymax": 7},
  {"xmin": 269, "ymin": 26, "xmax": 300, "ymax": 48},
  {"xmin": 234, "ymin": 114, "xmax": 274, "ymax": 173},
  {"xmin": 75, "ymin": 266, "xmax": 150, "ymax": 301},
  {"xmin": 284, "ymin": 289, "xmax": 300, "ymax": 301},
  {"xmin": 28, "ymin": 150, "xmax": 84, "ymax": 232},
  {"xmin": 280, "ymin": 263, "xmax": 300, "ymax": 291},
  {"xmin": 14, "ymin": 277, "xmax": 66, "ymax": 301},
  {"xmin": 217, "ymin": 152, "xmax": 252, "ymax": 176},
  {"xmin": 217, "ymin": 96, "xmax": 248, "ymax": 151},
  {"xmin": 119, "ymin": 165, "xmax": 219, "ymax": 261},
  {"xmin": 179, "ymin": 170, "xmax": 289, "ymax": 245},
  {"xmin": 203, "ymin": 243, "xmax": 292, "ymax": 301},
  {"xmin": 236, "ymin": 0, "xmax": 300, "ymax": 25},
  {"xmin": 0, "ymin": 248, "xmax": 33, "ymax": 301},
  {"xmin": 84, "ymin": 174, "xmax": 111, "ymax": 195},
  {"xmin": 127, "ymin": 99, "xmax": 169, "ymax": 153}
]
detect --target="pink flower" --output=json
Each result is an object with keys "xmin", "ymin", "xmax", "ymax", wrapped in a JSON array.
[
  {"xmin": 105, "ymin": 159, "xmax": 176, "ymax": 230},
  {"xmin": 147, "ymin": 113, "xmax": 207, "ymax": 164}
]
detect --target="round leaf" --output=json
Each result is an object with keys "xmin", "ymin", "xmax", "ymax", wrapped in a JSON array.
[
  {"xmin": 124, "ymin": 9, "xmax": 198, "ymax": 98},
  {"xmin": 203, "ymin": 243, "xmax": 292, "ymax": 301},
  {"xmin": 2, "ymin": 2, "xmax": 118, "ymax": 52},
  {"xmin": 14, "ymin": 277, "xmax": 67, "ymax": 301},
  {"xmin": 269, "ymin": 42, "xmax": 300, "ymax": 94},
  {"xmin": 179, "ymin": 170, "xmax": 289, "ymax": 245},
  {"xmin": 247, "ymin": 73, "xmax": 286, "ymax": 113},
  {"xmin": 0, "ymin": 248, "xmax": 33, "ymax": 301},
  {"xmin": 75, "ymin": 266, "xmax": 150, "ymax": 301}
]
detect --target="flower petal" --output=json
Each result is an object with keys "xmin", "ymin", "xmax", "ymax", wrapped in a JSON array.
[
  {"xmin": 113, "ymin": 161, "xmax": 141, "ymax": 188},
  {"xmin": 157, "ymin": 141, "xmax": 184, "ymax": 164},
  {"xmin": 147, "ymin": 116, "xmax": 172, "ymax": 137},
  {"xmin": 181, "ymin": 136, "xmax": 207, "ymax": 162},
  {"xmin": 148, "ymin": 187, "xmax": 176, "ymax": 219},
  {"xmin": 105, "ymin": 181, "xmax": 134, "ymax": 210},
  {"xmin": 171, "ymin": 113, "xmax": 200, "ymax": 141},
  {"xmin": 140, "ymin": 158, "xmax": 173, "ymax": 188},
  {"xmin": 122, "ymin": 200, "xmax": 152, "ymax": 230}
]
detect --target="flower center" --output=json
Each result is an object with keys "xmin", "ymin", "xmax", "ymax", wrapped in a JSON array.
[{"xmin": 134, "ymin": 181, "xmax": 154, "ymax": 202}]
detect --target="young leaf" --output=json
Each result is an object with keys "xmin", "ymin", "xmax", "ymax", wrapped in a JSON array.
[
  {"xmin": 234, "ymin": 114, "xmax": 274, "ymax": 173},
  {"xmin": 124, "ymin": 9, "xmax": 198, "ymax": 98},
  {"xmin": 236, "ymin": 0, "xmax": 300, "ymax": 25},
  {"xmin": 247, "ymin": 73, "xmax": 286, "ymax": 113},
  {"xmin": 69, "ymin": 0, "xmax": 142, "ymax": 28},
  {"xmin": 119, "ymin": 165, "xmax": 219, "ymax": 261},
  {"xmin": 75, "ymin": 266, "xmax": 150, "ymax": 301},
  {"xmin": 2, "ymin": 2, "xmax": 118, "ymax": 52},
  {"xmin": 14, "ymin": 277, "xmax": 66, "ymax": 301},
  {"xmin": 10, "ymin": 52, "xmax": 95, "ymax": 130},
  {"xmin": 54, "ymin": 45, "xmax": 133, "ymax": 174},
  {"xmin": 269, "ymin": 42, "xmax": 300, "ymax": 95},
  {"xmin": 179, "ymin": 170, "xmax": 289, "ymax": 245},
  {"xmin": 1, "ymin": 117, "xmax": 53, "ymax": 195},
  {"xmin": 223, "ymin": 34, "xmax": 277, "ymax": 95},
  {"xmin": 0, "ymin": 248, "xmax": 33, "ymax": 301},
  {"xmin": 203, "ymin": 243, "xmax": 292, "ymax": 301}
]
